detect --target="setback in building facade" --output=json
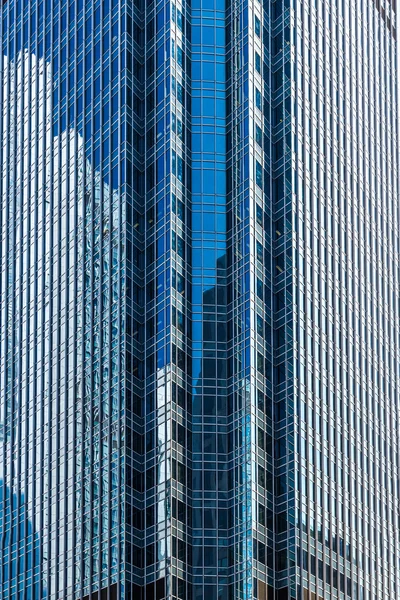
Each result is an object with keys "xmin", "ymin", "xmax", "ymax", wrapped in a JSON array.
[{"xmin": 0, "ymin": 0, "xmax": 399, "ymax": 599}]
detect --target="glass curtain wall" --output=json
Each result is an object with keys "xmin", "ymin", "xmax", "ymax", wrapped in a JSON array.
[{"xmin": 1, "ymin": 0, "xmax": 399, "ymax": 599}]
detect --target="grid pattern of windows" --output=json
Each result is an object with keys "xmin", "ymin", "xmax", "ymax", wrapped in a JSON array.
[
  {"xmin": 1, "ymin": 0, "xmax": 398, "ymax": 599},
  {"xmin": 0, "ymin": 0, "xmax": 124, "ymax": 598},
  {"xmin": 292, "ymin": 0, "xmax": 399, "ymax": 599}
]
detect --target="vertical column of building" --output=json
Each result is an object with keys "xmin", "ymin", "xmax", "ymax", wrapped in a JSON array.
[
  {"xmin": 226, "ymin": 0, "xmax": 273, "ymax": 597},
  {"xmin": 226, "ymin": 0, "xmax": 294, "ymax": 598},
  {"xmin": 0, "ymin": 16, "xmax": 17, "ymax": 594},
  {"xmin": 291, "ymin": 0, "xmax": 318, "ymax": 597},
  {"xmin": 0, "ymin": 0, "xmax": 124, "ymax": 598},
  {"xmin": 127, "ymin": 0, "xmax": 181, "ymax": 598},
  {"xmin": 125, "ymin": 0, "xmax": 147, "ymax": 596},
  {"xmin": 44, "ymin": 0, "xmax": 83, "ymax": 594},
  {"xmin": 73, "ymin": 0, "xmax": 125, "ymax": 596},
  {"xmin": 0, "ymin": 14, "xmax": 39, "ymax": 597},
  {"xmin": 225, "ymin": 2, "xmax": 251, "ymax": 599},
  {"xmin": 293, "ymin": 0, "xmax": 336, "ymax": 595},
  {"xmin": 76, "ymin": 0, "xmax": 99, "ymax": 591},
  {"xmin": 239, "ymin": 1, "xmax": 275, "ymax": 598},
  {"xmin": 293, "ymin": 0, "xmax": 400, "ymax": 599},
  {"xmin": 189, "ymin": 0, "xmax": 229, "ymax": 598},
  {"xmin": 99, "ymin": 0, "xmax": 125, "ymax": 594},
  {"xmin": 226, "ymin": 0, "xmax": 268, "ymax": 598},
  {"xmin": 0, "ymin": 3, "xmax": 65, "ymax": 597},
  {"xmin": 149, "ymin": 0, "xmax": 173, "ymax": 595},
  {"xmin": 169, "ymin": 2, "xmax": 193, "ymax": 600},
  {"xmin": 268, "ymin": 0, "xmax": 295, "ymax": 598}
]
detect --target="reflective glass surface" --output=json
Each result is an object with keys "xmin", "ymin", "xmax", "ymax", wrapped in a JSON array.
[{"xmin": 0, "ymin": 0, "xmax": 398, "ymax": 599}]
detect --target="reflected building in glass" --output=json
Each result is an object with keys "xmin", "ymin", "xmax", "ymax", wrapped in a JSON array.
[{"xmin": 0, "ymin": 0, "xmax": 399, "ymax": 599}]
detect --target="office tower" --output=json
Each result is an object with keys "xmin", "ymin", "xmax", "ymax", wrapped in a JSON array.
[{"xmin": 0, "ymin": 0, "xmax": 399, "ymax": 599}]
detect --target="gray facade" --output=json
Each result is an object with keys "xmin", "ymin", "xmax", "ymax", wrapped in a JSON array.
[
  {"xmin": 0, "ymin": 0, "xmax": 398, "ymax": 599},
  {"xmin": 290, "ymin": 0, "xmax": 400, "ymax": 598}
]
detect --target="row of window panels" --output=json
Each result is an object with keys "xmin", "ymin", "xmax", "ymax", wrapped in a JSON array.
[
  {"xmin": 126, "ymin": 243, "xmax": 282, "ymax": 288},
  {"xmin": 11, "ymin": 0, "xmax": 122, "ymax": 35},
  {"xmin": 126, "ymin": 277, "xmax": 285, "ymax": 320},
  {"xmin": 125, "ymin": 345, "xmax": 192, "ymax": 380},
  {"xmin": 126, "ymin": 165, "xmax": 291, "ymax": 217},
  {"xmin": 296, "ymin": 375, "xmax": 398, "ymax": 463},
  {"xmin": 126, "ymin": 230, "xmax": 187, "ymax": 270},
  {"xmin": 129, "ymin": 461, "xmax": 256, "ymax": 495},
  {"xmin": 126, "ymin": 273, "xmax": 188, "ymax": 306},
  {"xmin": 1, "ymin": 19, "xmax": 120, "ymax": 72},
  {"xmin": 126, "ymin": 344, "xmax": 290, "ymax": 386},
  {"xmin": 128, "ymin": 367, "xmax": 274, "ymax": 397},
  {"xmin": 298, "ymin": 433, "xmax": 397, "ymax": 499},
  {"xmin": 127, "ymin": 383, "xmax": 274, "ymax": 423},
  {"xmin": 296, "ymin": 547, "xmax": 369, "ymax": 600},
  {"xmin": 127, "ymin": 499, "xmax": 246, "ymax": 538},
  {"xmin": 130, "ymin": 426, "xmax": 211, "ymax": 456},
  {"xmin": 126, "ymin": 155, "xmax": 188, "ymax": 196},
  {"xmin": 126, "ymin": 381, "xmax": 191, "ymax": 418},
  {"xmin": 128, "ymin": 0, "xmax": 184, "ymax": 42},
  {"xmin": 129, "ymin": 424, "xmax": 277, "ymax": 460},
  {"xmin": 129, "ymin": 490, "xmax": 238, "ymax": 533},
  {"xmin": 134, "ymin": 120, "xmax": 282, "ymax": 172},
  {"xmin": 128, "ymin": 578, "xmax": 245, "ymax": 600},
  {"xmin": 297, "ymin": 464, "xmax": 395, "ymax": 520},
  {"xmin": 126, "ymin": 308, "xmax": 191, "ymax": 346},
  {"xmin": 130, "ymin": 122, "xmax": 186, "ymax": 167},
  {"xmin": 258, "ymin": 465, "xmax": 291, "ymax": 499},
  {"xmin": 0, "ymin": 584, "xmax": 43, "ymax": 600},
  {"xmin": 298, "ymin": 391, "xmax": 396, "ymax": 443},
  {"xmin": 130, "ymin": 538, "xmax": 261, "ymax": 571},
  {"xmin": 297, "ymin": 513, "xmax": 381, "ymax": 574},
  {"xmin": 128, "ymin": 61, "xmax": 190, "ymax": 116},
  {"xmin": 127, "ymin": 76, "xmax": 290, "ymax": 136},
  {"xmin": 126, "ymin": 193, "xmax": 189, "ymax": 235}
]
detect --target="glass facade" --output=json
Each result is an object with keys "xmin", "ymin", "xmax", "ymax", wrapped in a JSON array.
[
  {"xmin": 291, "ymin": 0, "xmax": 399, "ymax": 598},
  {"xmin": 0, "ymin": 0, "xmax": 398, "ymax": 600},
  {"xmin": 0, "ymin": 0, "xmax": 124, "ymax": 597}
]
